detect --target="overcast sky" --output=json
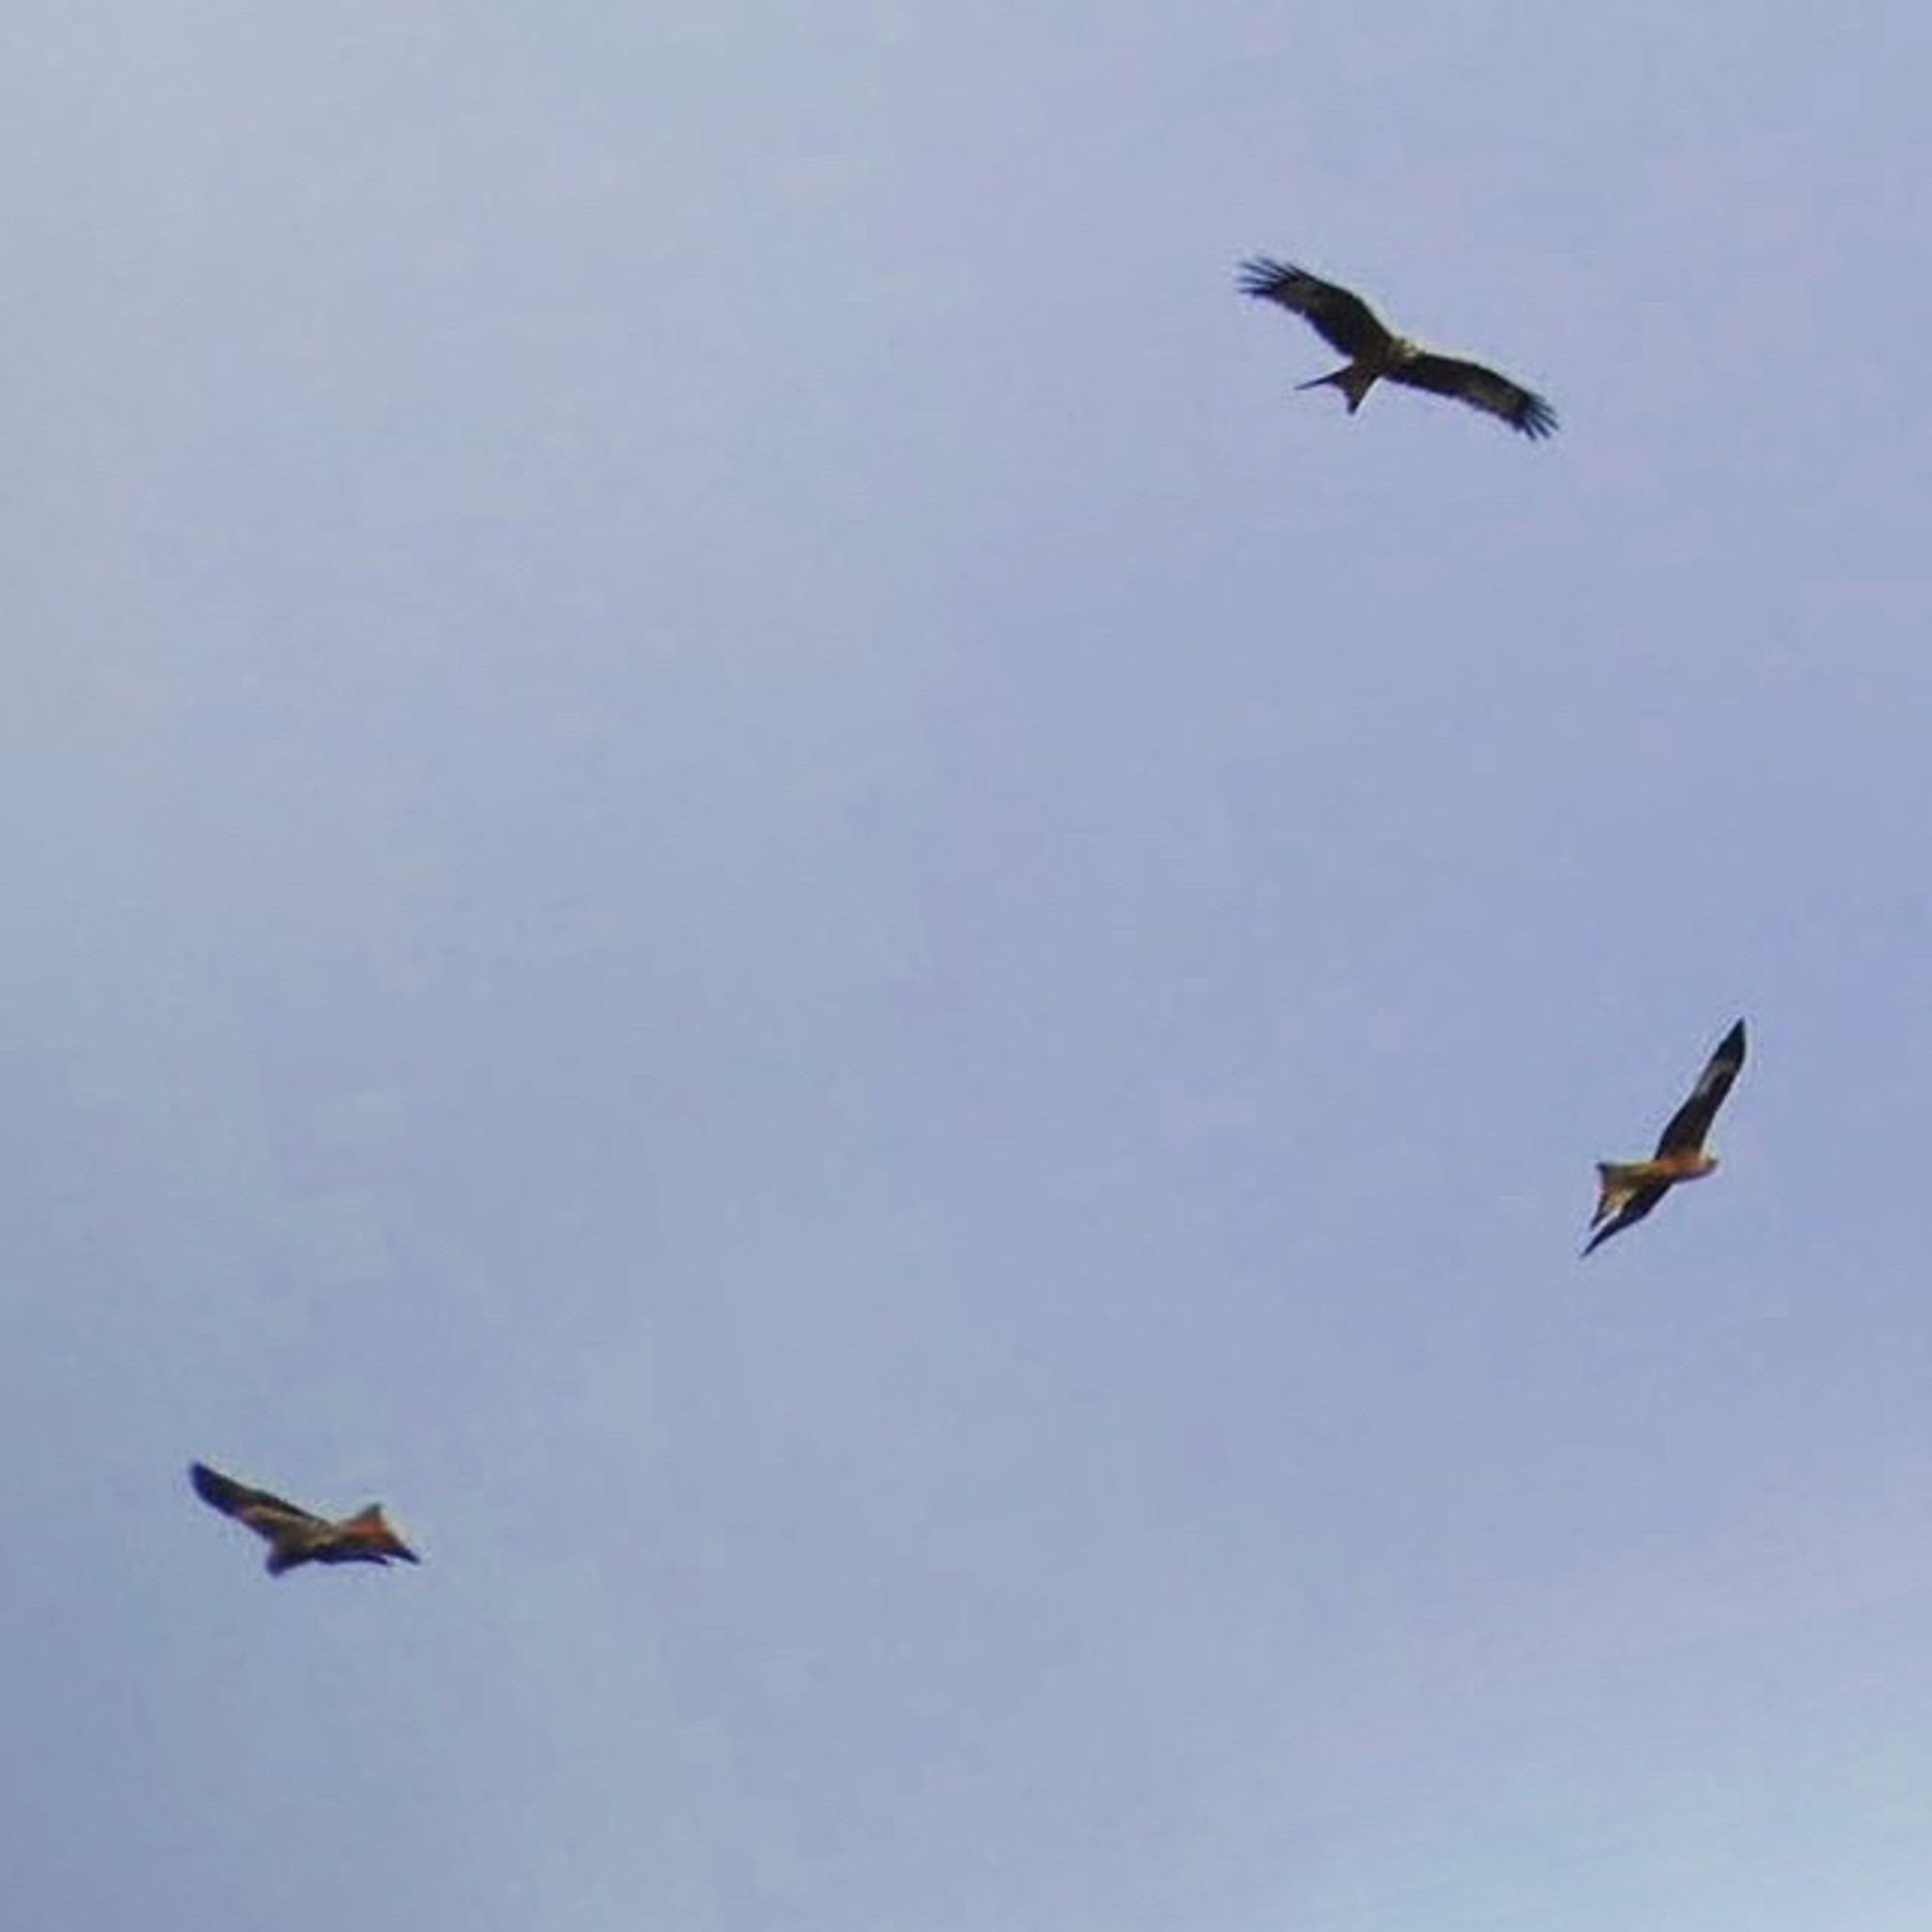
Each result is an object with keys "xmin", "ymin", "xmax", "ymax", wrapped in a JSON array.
[{"xmin": 8, "ymin": 4, "xmax": 1932, "ymax": 1928}]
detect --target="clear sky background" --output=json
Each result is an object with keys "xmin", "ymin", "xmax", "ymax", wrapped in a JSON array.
[{"xmin": 6, "ymin": 3, "xmax": 1932, "ymax": 1927}]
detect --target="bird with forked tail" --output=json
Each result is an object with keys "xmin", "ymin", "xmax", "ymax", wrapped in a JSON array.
[
  {"xmin": 189, "ymin": 1462, "xmax": 420, "ymax": 1576},
  {"xmin": 1584, "ymin": 1020, "xmax": 1747, "ymax": 1256},
  {"xmin": 1238, "ymin": 258, "xmax": 1557, "ymax": 440}
]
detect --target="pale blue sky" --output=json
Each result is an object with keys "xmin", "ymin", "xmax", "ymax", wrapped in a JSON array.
[{"xmin": 7, "ymin": 3, "xmax": 1932, "ymax": 1927}]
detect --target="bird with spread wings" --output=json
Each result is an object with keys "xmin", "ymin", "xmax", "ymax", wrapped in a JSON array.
[
  {"xmin": 1584, "ymin": 1020, "xmax": 1747, "ymax": 1256},
  {"xmin": 189, "ymin": 1462, "xmax": 420, "ymax": 1575},
  {"xmin": 1238, "ymin": 258, "xmax": 1557, "ymax": 439}
]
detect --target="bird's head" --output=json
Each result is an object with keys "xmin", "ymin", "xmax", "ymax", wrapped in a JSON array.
[
  {"xmin": 348, "ymin": 1506, "xmax": 420, "ymax": 1564},
  {"xmin": 373, "ymin": 1515, "xmax": 421, "ymax": 1564}
]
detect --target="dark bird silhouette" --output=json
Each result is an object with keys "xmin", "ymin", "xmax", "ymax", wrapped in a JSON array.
[
  {"xmin": 1238, "ymin": 258, "xmax": 1557, "ymax": 439},
  {"xmin": 189, "ymin": 1462, "xmax": 420, "ymax": 1575},
  {"xmin": 1584, "ymin": 1020, "xmax": 1747, "ymax": 1256}
]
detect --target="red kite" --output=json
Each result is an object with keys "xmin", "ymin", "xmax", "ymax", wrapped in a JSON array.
[
  {"xmin": 189, "ymin": 1462, "xmax": 420, "ymax": 1575},
  {"xmin": 1238, "ymin": 259, "xmax": 1557, "ymax": 439},
  {"xmin": 1585, "ymin": 1020, "xmax": 1747, "ymax": 1256}
]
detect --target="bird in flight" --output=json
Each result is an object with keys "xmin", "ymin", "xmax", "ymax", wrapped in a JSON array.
[
  {"xmin": 1237, "ymin": 258, "xmax": 1557, "ymax": 439},
  {"xmin": 189, "ymin": 1462, "xmax": 420, "ymax": 1575},
  {"xmin": 1584, "ymin": 1020, "xmax": 1747, "ymax": 1256}
]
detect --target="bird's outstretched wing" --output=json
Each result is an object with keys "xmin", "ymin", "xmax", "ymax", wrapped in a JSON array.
[
  {"xmin": 1388, "ymin": 354, "xmax": 1558, "ymax": 439},
  {"xmin": 189, "ymin": 1462, "xmax": 324, "ymax": 1541},
  {"xmin": 1654, "ymin": 1020, "xmax": 1747, "ymax": 1157},
  {"xmin": 1236, "ymin": 259, "xmax": 1396, "ymax": 359}
]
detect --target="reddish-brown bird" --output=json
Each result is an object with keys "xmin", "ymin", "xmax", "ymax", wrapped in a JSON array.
[
  {"xmin": 189, "ymin": 1462, "xmax": 420, "ymax": 1576},
  {"xmin": 1585, "ymin": 1020, "xmax": 1747, "ymax": 1256},
  {"xmin": 1238, "ymin": 258, "xmax": 1557, "ymax": 439}
]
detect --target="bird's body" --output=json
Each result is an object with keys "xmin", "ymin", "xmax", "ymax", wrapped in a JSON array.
[
  {"xmin": 1584, "ymin": 1020, "xmax": 1747, "ymax": 1255},
  {"xmin": 1591, "ymin": 1150, "xmax": 1719, "ymax": 1222},
  {"xmin": 189, "ymin": 1462, "xmax": 420, "ymax": 1575},
  {"xmin": 1238, "ymin": 258, "xmax": 1557, "ymax": 439}
]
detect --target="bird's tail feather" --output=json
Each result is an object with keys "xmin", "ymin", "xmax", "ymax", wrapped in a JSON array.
[
  {"xmin": 1592, "ymin": 1160, "xmax": 1640, "ymax": 1225},
  {"xmin": 1297, "ymin": 365, "xmax": 1377, "ymax": 412}
]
